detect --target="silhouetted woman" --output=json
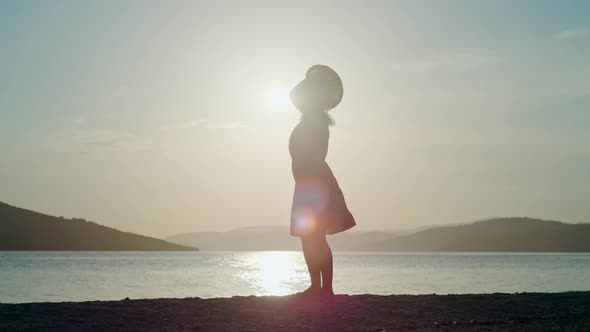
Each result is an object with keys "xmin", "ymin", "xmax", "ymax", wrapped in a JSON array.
[{"xmin": 289, "ymin": 65, "xmax": 356, "ymax": 298}]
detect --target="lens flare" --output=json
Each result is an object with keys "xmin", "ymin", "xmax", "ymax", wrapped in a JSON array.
[{"xmin": 291, "ymin": 182, "xmax": 328, "ymax": 234}]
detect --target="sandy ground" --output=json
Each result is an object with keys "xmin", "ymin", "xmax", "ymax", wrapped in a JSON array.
[{"xmin": 1, "ymin": 292, "xmax": 589, "ymax": 331}]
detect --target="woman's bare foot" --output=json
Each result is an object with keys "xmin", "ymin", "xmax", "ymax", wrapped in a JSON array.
[
  {"xmin": 322, "ymin": 288, "xmax": 335, "ymax": 298},
  {"xmin": 295, "ymin": 286, "xmax": 322, "ymax": 298}
]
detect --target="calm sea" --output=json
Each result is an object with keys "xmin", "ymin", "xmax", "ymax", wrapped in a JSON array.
[{"xmin": 1, "ymin": 252, "xmax": 589, "ymax": 303}]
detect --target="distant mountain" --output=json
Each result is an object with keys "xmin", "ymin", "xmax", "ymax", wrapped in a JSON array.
[
  {"xmin": 0, "ymin": 201, "xmax": 197, "ymax": 251},
  {"xmin": 166, "ymin": 226, "xmax": 404, "ymax": 251},
  {"xmin": 167, "ymin": 218, "xmax": 590, "ymax": 252},
  {"xmin": 167, "ymin": 226, "xmax": 301, "ymax": 251},
  {"xmin": 366, "ymin": 217, "xmax": 590, "ymax": 252}
]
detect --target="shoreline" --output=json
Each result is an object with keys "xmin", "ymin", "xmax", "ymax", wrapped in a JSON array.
[{"xmin": 1, "ymin": 292, "xmax": 589, "ymax": 331}]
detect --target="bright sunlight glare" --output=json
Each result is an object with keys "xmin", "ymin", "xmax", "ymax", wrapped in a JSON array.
[{"xmin": 263, "ymin": 86, "xmax": 291, "ymax": 111}]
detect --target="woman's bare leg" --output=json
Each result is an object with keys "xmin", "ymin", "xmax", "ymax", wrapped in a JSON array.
[
  {"xmin": 318, "ymin": 235, "xmax": 334, "ymax": 295},
  {"xmin": 301, "ymin": 236, "xmax": 321, "ymax": 292}
]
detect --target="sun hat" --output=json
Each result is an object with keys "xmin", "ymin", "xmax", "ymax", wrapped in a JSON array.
[{"xmin": 290, "ymin": 65, "xmax": 343, "ymax": 112}]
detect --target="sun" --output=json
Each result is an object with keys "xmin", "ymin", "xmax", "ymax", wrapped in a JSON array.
[{"xmin": 264, "ymin": 86, "xmax": 290, "ymax": 111}]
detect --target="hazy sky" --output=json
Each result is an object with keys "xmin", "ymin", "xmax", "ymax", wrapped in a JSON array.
[{"xmin": 1, "ymin": 0, "xmax": 589, "ymax": 237}]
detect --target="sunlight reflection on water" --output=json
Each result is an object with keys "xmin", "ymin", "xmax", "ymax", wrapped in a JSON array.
[
  {"xmin": 234, "ymin": 251, "xmax": 308, "ymax": 296},
  {"xmin": 2, "ymin": 252, "xmax": 590, "ymax": 303}
]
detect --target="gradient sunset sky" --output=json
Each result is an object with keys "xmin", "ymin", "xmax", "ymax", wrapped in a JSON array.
[{"xmin": 1, "ymin": 0, "xmax": 589, "ymax": 237}]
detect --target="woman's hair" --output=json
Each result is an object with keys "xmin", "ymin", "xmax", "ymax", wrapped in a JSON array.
[{"xmin": 301, "ymin": 110, "xmax": 335, "ymax": 127}]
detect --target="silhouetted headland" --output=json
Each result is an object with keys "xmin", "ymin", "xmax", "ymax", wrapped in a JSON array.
[
  {"xmin": 0, "ymin": 201, "xmax": 197, "ymax": 251},
  {"xmin": 1, "ymin": 292, "xmax": 588, "ymax": 331},
  {"xmin": 167, "ymin": 217, "xmax": 590, "ymax": 252}
]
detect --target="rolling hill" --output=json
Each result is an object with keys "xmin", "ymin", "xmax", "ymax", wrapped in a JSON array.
[
  {"xmin": 165, "ymin": 225, "xmax": 406, "ymax": 251},
  {"xmin": 0, "ymin": 201, "xmax": 197, "ymax": 251},
  {"xmin": 167, "ymin": 218, "xmax": 590, "ymax": 252},
  {"xmin": 366, "ymin": 217, "xmax": 590, "ymax": 252}
]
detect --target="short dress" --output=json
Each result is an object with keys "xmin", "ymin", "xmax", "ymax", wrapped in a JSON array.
[{"xmin": 289, "ymin": 118, "xmax": 356, "ymax": 237}]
